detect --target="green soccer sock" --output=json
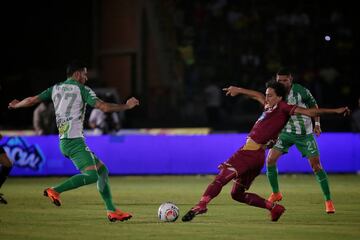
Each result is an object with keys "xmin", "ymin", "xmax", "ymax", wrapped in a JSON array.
[
  {"xmin": 266, "ymin": 165, "xmax": 280, "ymax": 193},
  {"xmin": 53, "ymin": 170, "xmax": 98, "ymax": 193},
  {"xmin": 315, "ymin": 169, "xmax": 331, "ymax": 201},
  {"xmin": 97, "ymin": 165, "xmax": 116, "ymax": 212}
]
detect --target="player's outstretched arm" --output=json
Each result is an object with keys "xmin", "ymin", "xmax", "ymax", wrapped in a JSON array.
[
  {"xmin": 223, "ymin": 86, "xmax": 265, "ymax": 105},
  {"xmin": 8, "ymin": 96, "xmax": 41, "ymax": 109},
  {"xmin": 95, "ymin": 97, "xmax": 140, "ymax": 113},
  {"xmin": 295, "ymin": 106, "xmax": 350, "ymax": 117}
]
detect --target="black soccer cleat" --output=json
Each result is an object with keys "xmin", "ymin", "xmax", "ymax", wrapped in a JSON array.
[
  {"xmin": 0, "ymin": 193, "xmax": 8, "ymax": 204},
  {"xmin": 182, "ymin": 209, "xmax": 196, "ymax": 222},
  {"xmin": 182, "ymin": 206, "xmax": 208, "ymax": 222}
]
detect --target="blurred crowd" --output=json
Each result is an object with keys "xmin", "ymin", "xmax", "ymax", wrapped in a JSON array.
[
  {"xmin": 0, "ymin": 0, "xmax": 358, "ymax": 133},
  {"xmin": 170, "ymin": 0, "xmax": 358, "ymax": 131}
]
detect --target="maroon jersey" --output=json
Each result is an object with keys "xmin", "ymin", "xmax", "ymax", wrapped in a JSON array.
[{"xmin": 248, "ymin": 101, "xmax": 297, "ymax": 144}]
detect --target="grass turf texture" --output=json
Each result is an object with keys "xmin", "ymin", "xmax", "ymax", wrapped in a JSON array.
[{"xmin": 0, "ymin": 175, "xmax": 359, "ymax": 240}]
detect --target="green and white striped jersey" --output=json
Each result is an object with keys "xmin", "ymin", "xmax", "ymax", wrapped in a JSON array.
[
  {"xmin": 282, "ymin": 83, "xmax": 317, "ymax": 135},
  {"xmin": 38, "ymin": 78, "xmax": 98, "ymax": 139}
]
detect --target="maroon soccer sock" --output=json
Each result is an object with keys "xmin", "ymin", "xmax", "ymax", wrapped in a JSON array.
[
  {"xmin": 197, "ymin": 168, "xmax": 236, "ymax": 208},
  {"xmin": 199, "ymin": 180, "xmax": 223, "ymax": 207},
  {"xmin": 232, "ymin": 191, "xmax": 272, "ymax": 210}
]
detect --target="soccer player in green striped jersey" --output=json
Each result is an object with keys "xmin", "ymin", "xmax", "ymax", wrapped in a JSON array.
[
  {"xmin": 8, "ymin": 60, "xmax": 140, "ymax": 222},
  {"xmin": 266, "ymin": 68, "xmax": 335, "ymax": 214}
]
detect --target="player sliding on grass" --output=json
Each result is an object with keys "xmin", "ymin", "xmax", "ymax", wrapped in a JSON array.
[
  {"xmin": 8, "ymin": 60, "xmax": 139, "ymax": 222},
  {"xmin": 182, "ymin": 81, "xmax": 349, "ymax": 222}
]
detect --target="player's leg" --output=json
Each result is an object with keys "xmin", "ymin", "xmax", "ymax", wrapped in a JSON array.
[
  {"xmin": 231, "ymin": 180, "xmax": 286, "ymax": 221},
  {"xmin": 308, "ymin": 156, "xmax": 331, "ymax": 200},
  {"xmin": 199, "ymin": 167, "xmax": 236, "ymax": 206},
  {"xmin": 308, "ymin": 156, "xmax": 335, "ymax": 213},
  {"xmin": 95, "ymin": 160, "xmax": 132, "ymax": 222},
  {"xmin": 52, "ymin": 142, "xmax": 98, "ymax": 193},
  {"xmin": 297, "ymin": 135, "xmax": 335, "ymax": 212},
  {"xmin": 44, "ymin": 139, "xmax": 98, "ymax": 206},
  {"xmin": 182, "ymin": 146, "xmax": 265, "ymax": 222},
  {"xmin": 231, "ymin": 176, "xmax": 273, "ymax": 210},
  {"xmin": 0, "ymin": 148, "xmax": 13, "ymax": 188},
  {"xmin": 0, "ymin": 147, "xmax": 13, "ymax": 204},
  {"xmin": 231, "ymin": 150, "xmax": 286, "ymax": 222},
  {"xmin": 182, "ymin": 166, "xmax": 236, "ymax": 222},
  {"xmin": 44, "ymin": 168, "xmax": 98, "ymax": 207},
  {"xmin": 96, "ymin": 162, "xmax": 115, "ymax": 211},
  {"xmin": 266, "ymin": 148, "xmax": 283, "ymax": 202},
  {"xmin": 296, "ymin": 134, "xmax": 334, "ymax": 213},
  {"xmin": 266, "ymin": 134, "xmax": 294, "ymax": 202},
  {"xmin": 51, "ymin": 169, "xmax": 98, "ymax": 193}
]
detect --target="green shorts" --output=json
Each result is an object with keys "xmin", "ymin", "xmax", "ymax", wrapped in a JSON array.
[
  {"xmin": 273, "ymin": 132, "xmax": 319, "ymax": 158},
  {"xmin": 60, "ymin": 138, "xmax": 100, "ymax": 171}
]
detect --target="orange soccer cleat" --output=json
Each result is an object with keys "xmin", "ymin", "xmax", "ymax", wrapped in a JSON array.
[
  {"xmin": 270, "ymin": 204, "xmax": 286, "ymax": 222},
  {"xmin": 268, "ymin": 192, "xmax": 283, "ymax": 203},
  {"xmin": 43, "ymin": 188, "xmax": 61, "ymax": 206},
  {"xmin": 107, "ymin": 209, "xmax": 132, "ymax": 222},
  {"xmin": 325, "ymin": 200, "xmax": 335, "ymax": 214}
]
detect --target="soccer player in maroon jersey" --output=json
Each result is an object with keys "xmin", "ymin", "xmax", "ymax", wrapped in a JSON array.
[{"xmin": 182, "ymin": 81, "xmax": 350, "ymax": 222}]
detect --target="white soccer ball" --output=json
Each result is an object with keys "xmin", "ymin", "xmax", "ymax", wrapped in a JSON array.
[{"xmin": 158, "ymin": 202, "xmax": 179, "ymax": 222}]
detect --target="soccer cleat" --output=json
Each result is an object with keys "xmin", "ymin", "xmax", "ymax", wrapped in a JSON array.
[
  {"xmin": 43, "ymin": 188, "xmax": 61, "ymax": 206},
  {"xmin": 268, "ymin": 192, "xmax": 283, "ymax": 203},
  {"xmin": 325, "ymin": 200, "xmax": 335, "ymax": 214},
  {"xmin": 181, "ymin": 205, "xmax": 208, "ymax": 222},
  {"xmin": 270, "ymin": 204, "xmax": 286, "ymax": 221},
  {"xmin": 0, "ymin": 193, "xmax": 8, "ymax": 204},
  {"xmin": 107, "ymin": 209, "xmax": 132, "ymax": 222}
]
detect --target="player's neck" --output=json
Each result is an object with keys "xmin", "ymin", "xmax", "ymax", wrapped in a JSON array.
[
  {"xmin": 69, "ymin": 77, "xmax": 84, "ymax": 85},
  {"xmin": 287, "ymin": 84, "xmax": 293, "ymax": 94}
]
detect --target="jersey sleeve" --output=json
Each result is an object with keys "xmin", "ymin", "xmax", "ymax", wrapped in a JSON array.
[
  {"xmin": 280, "ymin": 101, "xmax": 297, "ymax": 116},
  {"xmin": 81, "ymin": 85, "xmax": 98, "ymax": 107},
  {"xmin": 37, "ymin": 87, "xmax": 53, "ymax": 102},
  {"xmin": 300, "ymin": 86, "xmax": 317, "ymax": 107}
]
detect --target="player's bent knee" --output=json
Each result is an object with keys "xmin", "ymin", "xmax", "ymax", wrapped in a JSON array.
[
  {"xmin": 97, "ymin": 165, "xmax": 109, "ymax": 192},
  {"xmin": 267, "ymin": 149, "xmax": 282, "ymax": 165},
  {"xmin": 309, "ymin": 157, "xmax": 322, "ymax": 172},
  {"xmin": 266, "ymin": 157, "xmax": 278, "ymax": 166},
  {"xmin": 231, "ymin": 189, "xmax": 246, "ymax": 202}
]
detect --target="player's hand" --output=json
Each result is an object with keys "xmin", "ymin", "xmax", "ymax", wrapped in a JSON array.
[
  {"xmin": 334, "ymin": 106, "xmax": 350, "ymax": 116},
  {"xmin": 126, "ymin": 97, "xmax": 140, "ymax": 109},
  {"xmin": 314, "ymin": 125, "xmax": 322, "ymax": 137},
  {"xmin": 222, "ymin": 86, "xmax": 240, "ymax": 97},
  {"xmin": 336, "ymin": 107, "xmax": 350, "ymax": 116},
  {"xmin": 8, "ymin": 99, "xmax": 20, "ymax": 109}
]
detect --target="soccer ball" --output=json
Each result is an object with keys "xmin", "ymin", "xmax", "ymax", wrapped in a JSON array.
[{"xmin": 158, "ymin": 202, "xmax": 179, "ymax": 222}]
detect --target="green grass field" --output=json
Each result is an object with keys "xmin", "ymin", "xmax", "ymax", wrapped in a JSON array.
[{"xmin": 1, "ymin": 175, "xmax": 359, "ymax": 240}]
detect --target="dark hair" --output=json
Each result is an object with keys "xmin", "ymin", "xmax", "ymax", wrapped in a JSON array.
[
  {"xmin": 277, "ymin": 67, "xmax": 292, "ymax": 76},
  {"xmin": 66, "ymin": 60, "xmax": 87, "ymax": 77},
  {"xmin": 266, "ymin": 80, "xmax": 287, "ymax": 99}
]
